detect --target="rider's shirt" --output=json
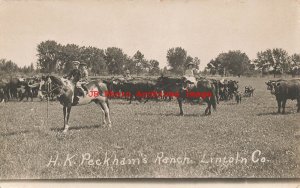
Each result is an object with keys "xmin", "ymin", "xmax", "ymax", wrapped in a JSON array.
[
  {"xmin": 185, "ymin": 68, "xmax": 196, "ymax": 77},
  {"xmin": 124, "ymin": 74, "xmax": 132, "ymax": 80},
  {"xmin": 184, "ymin": 68, "xmax": 198, "ymax": 83},
  {"xmin": 80, "ymin": 69, "xmax": 89, "ymax": 82}
]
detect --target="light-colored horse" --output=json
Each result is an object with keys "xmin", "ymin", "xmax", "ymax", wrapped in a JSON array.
[{"xmin": 44, "ymin": 75, "xmax": 111, "ymax": 132}]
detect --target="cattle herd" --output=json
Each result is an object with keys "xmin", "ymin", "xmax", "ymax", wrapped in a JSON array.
[
  {"xmin": 0, "ymin": 75, "xmax": 300, "ymax": 115},
  {"xmin": 1, "ymin": 75, "xmax": 251, "ymax": 104}
]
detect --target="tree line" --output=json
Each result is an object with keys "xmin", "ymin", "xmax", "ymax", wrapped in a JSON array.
[
  {"xmin": 36, "ymin": 40, "xmax": 160, "ymax": 76},
  {"xmin": 0, "ymin": 40, "xmax": 299, "ymax": 78},
  {"xmin": 0, "ymin": 59, "xmax": 35, "ymax": 77},
  {"xmin": 205, "ymin": 48, "xmax": 300, "ymax": 77}
]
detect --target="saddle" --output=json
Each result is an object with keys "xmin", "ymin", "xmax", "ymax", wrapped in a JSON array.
[
  {"xmin": 74, "ymin": 82, "xmax": 88, "ymax": 97},
  {"xmin": 181, "ymin": 77, "xmax": 195, "ymax": 90}
]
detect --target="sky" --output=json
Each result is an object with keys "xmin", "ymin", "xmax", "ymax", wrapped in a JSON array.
[{"xmin": 0, "ymin": 0, "xmax": 299, "ymax": 70}]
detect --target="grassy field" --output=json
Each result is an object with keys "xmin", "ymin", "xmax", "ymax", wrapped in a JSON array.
[{"xmin": 0, "ymin": 77, "xmax": 299, "ymax": 179}]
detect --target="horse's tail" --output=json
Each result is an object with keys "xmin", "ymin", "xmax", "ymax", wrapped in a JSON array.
[
  {"xmin": 210, "ymin": 88, "xmax": 217, "ymax": 111},
  {"xmin": 94, "ymin": 80, "xmax": 110, "ymax": 109},
  {"xmin": 106, "ymin": 98, "xmax": 110, "ymax": 109}
]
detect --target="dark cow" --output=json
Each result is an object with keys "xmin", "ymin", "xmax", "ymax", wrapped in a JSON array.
[
  {"xmin": 121, "ymin": 79, "xmax": 157, "ymax": 103},
  {"xmin": 156, "ymin": 76, "xmax": 217, "ymax": 115},
  {"xmin": 0, "ymin": 79, "xmax": 9, "ymax": 102},
  {"xmin": 227, "ymin": 80, "xmax": 239, "ymax": 100},
  {"xmin": 266, "ymin": 79, "xmax": 300, "ymax": 114},
  {"xmin": 7, "ymin": 77, "xmax": 21, "ymax": 100},
  {"xmin": 234, "ymin": 91, "xmax": 242, "ymax": 104},
  {"xmin": 244, "ymin": 86, "xmax": 255, "ymax": 97},
  {"xmin": 218, "ymin": 80, "xmax": 229, "ymax": 101}
]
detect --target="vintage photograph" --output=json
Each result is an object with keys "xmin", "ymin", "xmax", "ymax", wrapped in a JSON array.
[{"xmin": 0, "ymin": 0, "xmax": 299, "ymax": 179}]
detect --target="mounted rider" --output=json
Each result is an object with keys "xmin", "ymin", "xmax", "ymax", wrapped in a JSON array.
[
  {"xmin": 182, "ymin": 62, "xmax": 200, "ymax": 90},
  {"xmin": 65, "ymin": 61, "xmax": 89, "ymax": 97},
  {"xmin": 78, "ymin": 62, "xmax": 89, "ymax": 96},
  {"xmin": 124, "ymin": 69, "xmax": 133, "ymax": 81}
]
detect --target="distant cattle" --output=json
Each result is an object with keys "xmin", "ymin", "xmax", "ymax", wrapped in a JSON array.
[
  {"xmin": 234, "ymin": 91, "xmax": 242, "ymax": 104},
  {"xmin": 121, "ymin": 79, "xmax": 157, "ymax": 103},
  {"xmin": 218, "ymin": 79, "xmax": 239, "ymax": 101},
  {"xmin": 0, "ymin": 79, "xmax": 9, "ymax": 102},
  {"xmin": 244, "ymin": 86, "xmax": 255, "ymax": 97},
  {"xmin": 266, "ymin": 79, "xmax": 300, "ymax": 114}
]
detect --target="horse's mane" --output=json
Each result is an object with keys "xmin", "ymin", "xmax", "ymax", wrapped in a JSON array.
[{"xmin": 49, "ymin": 75, "xmax": 64, "ymax": 86}]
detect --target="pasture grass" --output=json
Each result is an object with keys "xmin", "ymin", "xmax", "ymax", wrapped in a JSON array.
[{"xmin": 0, "ymin": 77, "xmax": 299, "ymax": 178}]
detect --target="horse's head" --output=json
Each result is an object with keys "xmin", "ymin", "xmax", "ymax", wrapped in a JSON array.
[{"xmin": 41, "ymin": 75, "xmax": 74, "ymax": 96}]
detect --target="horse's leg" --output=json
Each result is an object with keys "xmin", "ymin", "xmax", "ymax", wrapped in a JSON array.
[
  {"xmin": 129, "ymin": 95, "xmax": 133, "ymax": 104},
  {"xmin": 207, "ymin": 99, "xmax": 212, "ymax": 115},
  {"xmin": 178, "ymin": 97, "xmax": 184, "ymax": 116},
  {"xmin": 97, "ymin": 101, "xmax": 107, "ymax": 126},
  {"xmin": 63, "ymin": 105, "xmax": 72, "ymax": 132},
  {"xmin": 101, "ymin": 100, "xmax": 112, "ymax": 127},
  {"xmin": 297, "ymin": 98, "xmax": 300, "ymax": 113},
  {"xmin": 63, "ymin": 106, "xmax": 67, "ymax": 131},
  {"xmin": 204, "ymin": 98, "xmax": 211, "ymax": 115}
]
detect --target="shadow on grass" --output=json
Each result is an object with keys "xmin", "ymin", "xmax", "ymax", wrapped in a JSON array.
[
  {"xmin": 257, "ymin": 111, "xmax": 294, "ymax": 116},
  {"xmin": 50, "ymin": 124, "xmax": 101, "ymax": 132},
  {"xmin": 0, "ymin": 130, "xmax": 30, "ymax": 137},
  {"xmin": 136, "ymin": 112, "xmax": 209, "ymax": 117}
]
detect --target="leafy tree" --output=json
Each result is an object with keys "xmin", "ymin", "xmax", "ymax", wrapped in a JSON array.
[
  {"xmin": 133, "ymin": 51, "xmax": 145, "ymax": 75},
  {"xmin": 148, "ymin": 60, "xmax": 160, "ymax": 76},
  {"xmin": 166, "ymin": 47, "xmax": 187, "ymax": 75},
  {"xmin": 290, "ymin": 53, "xmax": 300, "ymax": 76},
  {"xmin": 193, "ymin": 57, "xmax": 200, "ymax": 69},
  {"xmin": 60, "ymin": 44, "xmax": 81, "ymax": 73},
  {"xmin": 37, "ymin": 40, "xmax": 62, "ymax": 73},
  {"xmin": 254, "ymin": 48, "xmax": 290, "ymax": 77},
  {"xmin": 123, "ymin": 56, "xmax": 136, "ymax": 75},
  {"xmin": 0, "ymin": 59, "xmax": 19, "ymax": 73},
  {"xmin": 105, "ymin": 47, "xmax": 127, "ymax": 75},
  {"xmin": 206, "ymin": 50, "xmax": 250, "ymax": 76},
  {"xmin": 82, "ymin": 47, "xmax": 106, "ymax": 75}
]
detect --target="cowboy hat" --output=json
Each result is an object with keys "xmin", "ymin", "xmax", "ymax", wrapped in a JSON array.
[
  {"xmin": 72, "ymin": 61, "xmax": 80, "ymax": 65},
  {"xmin": 186, "ymin": 62, "xmax": 195, "ymax": 67},
  {"xmin": 79, "ymin": 62, "xmax": 87, "ymax": 66}
]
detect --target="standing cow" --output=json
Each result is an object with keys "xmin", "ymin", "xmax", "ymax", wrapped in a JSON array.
[{"xmin": 266, "ymin": 79, "xmax": 300, "ymax": 114}]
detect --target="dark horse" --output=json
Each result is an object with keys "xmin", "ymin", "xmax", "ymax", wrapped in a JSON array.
[
  {"xmin": 43, "ymin": 75, "xmax": 111, "ymax": 132},
  {"xmin": 156, "ymin": 76, "xmax": 217, "ymax": 115}
]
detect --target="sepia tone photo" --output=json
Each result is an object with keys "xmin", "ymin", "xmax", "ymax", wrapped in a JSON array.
[{"xmin": 0, "ymin": 0, "xmax": 300, "ymax": 179}]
